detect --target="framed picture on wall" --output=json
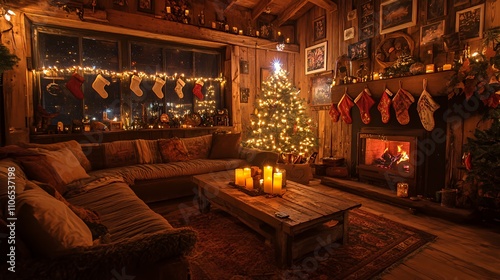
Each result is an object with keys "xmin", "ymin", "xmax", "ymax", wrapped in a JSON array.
[
  {"xmin": 313, "ymin": 16, "xmax": 326, "ymax": 42},
  {"xmin": 380, "ymin": 0, "xmax": 417, "ymax": 34},
  {"xmin": 310, "ymin": 73, "xmax": 333, "ymax": 106},
  {"xmin": 427, "ymin": 0, "xmax": 447, "ymax": 22},
  {"xmin": 456, "ymin": 4, "xmax": 484, "ymax": 41},
  {"xmin": 305, "ymin": 41, "xmax": 328, "ymax": 75},
  {"xmin": 348, "ymin": 40, "xmax": 371, "ymax": 60},
  {"xmin": 421, "ymin": 20, "xmax": 445, "ymax": 45},
  {"xmin": 137, "ymin": 0, "xmax": 154, "ymax": 13},
  {"xmin": 240, "ymin": 88, "xmax": 249, "ymax": 103}
]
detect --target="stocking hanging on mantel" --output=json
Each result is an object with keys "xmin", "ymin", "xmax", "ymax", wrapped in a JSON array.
[
  {"xmin": 92, "ymin": 74, "xmax": 110, "ymax": 99},
  {"xmin": 354, "ymin": 87, "xmax": 375, "ymax": 124},
  {"xmin": 377, "ymin": 88, "xmax": 393, "ymax": 124},
  {"xmin": 418, "ymin": 79, "xmax": 440, "ymax": 131},
  {"xmin": 175, "ymin": 78, "xmax": 185, "ymax": 98},
  {"xmin": 392, "ymin": 83, "xmax": 415, "ymax": 125},
  {"xmin": 66, "ymin": 73, "xmax": 85, "ymax": 100},
  {"xmin": 152, "ymin": 77, "xmax": 165, "ymax": 99},
  {"xmin": 329, "ymin": 102, "xmax": 340, "ymax": 122},
  {"xmin": 130, "ymin": 75, "xmax": 143, "ymax": 97},
  {"xmin": 338, "ymin": 92, "xmax": 355, "ymax": 124}
]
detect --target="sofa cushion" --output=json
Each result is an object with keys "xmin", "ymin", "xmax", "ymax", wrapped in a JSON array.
[
  {"xmin": 88, "ymin": 158, "xmax": 247, "ymax": 186},
  {"xmin": 66, "ymin": 177, "xmax": 174, "ymax": 242},
  {"xmin": 158, "ymin": 138, "xmax": 190, "ymax": 162},
  {"xmin": 17, "ymin": 184, "xmax": 93, "ymax": 257},
  {"xmin": 209, "ymin": 133, "xmax": 241, "ymax": 159},
  {"xmin": 135, "ymin": 139, "xmax": 162, "ymax": 164},
  {"xmin": 103, "ymin": 140, "xmax": 138, "ymax": 168},
  {"xmin": 18, "ymin": 140, "xmax": 92, "ymax": 172},
  {"xmin": 20, "ymin": 148, "xmax": 90, "ymax": 194},
  {"xmin": 182, "ymin": 134, "xmax": 212, "ymax": 160}
]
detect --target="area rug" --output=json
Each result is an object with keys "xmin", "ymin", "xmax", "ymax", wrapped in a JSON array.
[{"xmin": 164, "ymin": 207, "xmax": 436, "ymax": 280}]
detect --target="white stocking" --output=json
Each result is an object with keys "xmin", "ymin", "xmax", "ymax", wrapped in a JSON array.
[
  {"xmin": 92, "ymin": 74, "xmax": 110, "ymax": 99},
  {"xmin": 152, "ymin": 77, "xmax": 165, "ymax": 98},
  {"xmin": 130, "ymin": 75, "xmax": 143, "ymax": 97}
]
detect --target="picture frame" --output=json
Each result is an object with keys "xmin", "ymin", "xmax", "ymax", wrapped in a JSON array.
[
  {"xmin": 137, "ymin": 0, "xmax": 154, "ymax": 13},
  {"xmin": 240, "ymin": 88, "xmax": 250, "ymax": 103},
  {"xmin": 310, "ymin": 72, "xmax": 333, "ymax": 106},
  {"xmin": 360, "ymin": 14, "xmax": 374, "ymax": 28},
  {"xmin": 380, "ymin": 0, "xmax": 417, "ymax": 34},
  {"xmin": 347, "ymin": 9, "xmax": 357, "ymax": 21},
  {"xmin": 427, "ymin": 0, "xmax": 446, "ymax": 22},
  {"xmin": 344, "ymin": 27, "xmax": 355, "ymax": 41},
  {"xmin": 240, "ymin": 60, "xmax": 249, "ymax": 74},
  {"xmin": 348, "ymin": 40, "xmax": 371, "ymax": 61},
  {"xmin": 305, "ymin": 41, "xmax": 328, "ymax": 75},
  {"xmin": 361, "ymin": 1, "xmax": 374, "ymax": 17},
  {"xmin": 456, "ymin": 4, "xmax": 484, "ymax": 41},
  {"xmin": 359, "ymin": 25, "xmax": 374, "ymax": 41},
  {"xmin": 313, "ymin": 16, "xmax": 326, "ymax": 42},
  {"xmin": 421, "ymin": 20, "xmax": 445, "ymax": 45}
]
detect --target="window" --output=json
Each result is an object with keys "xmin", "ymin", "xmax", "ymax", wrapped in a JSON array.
[{"xmin": 33, "ymin": 26, "xmax": 223, "ymax": 132}]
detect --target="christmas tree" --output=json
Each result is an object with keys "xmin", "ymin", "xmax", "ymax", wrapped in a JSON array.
[{"xmin": 244, "ymin": 66, "xmax": 316, "ymax": 157}]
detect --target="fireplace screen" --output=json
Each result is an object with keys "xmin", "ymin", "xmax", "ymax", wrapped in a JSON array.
[{"xmin": 358, "ymin": 133, "xmax": 416, "ymax": 175}]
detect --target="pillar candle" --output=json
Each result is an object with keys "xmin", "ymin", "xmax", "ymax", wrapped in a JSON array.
[
  {"xmin": 273, "ymin": 172, "xmax": 282, "ymax": 194},
  {"xmin": 243, "ymin": 167, "xmax": 251, "ymax": 178},
  {"xmin": 245, "ymin": 177, "xmax": 253, "ymax": 190},
  {"xmin": 263, "ymin": 166, "xmax": 273, "ymax": 193},
  {"xmin": 235, "ymin": 168, "xmax": 245, "ymax": 186}
]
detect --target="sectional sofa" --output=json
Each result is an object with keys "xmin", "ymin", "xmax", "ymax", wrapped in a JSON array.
[{"xmin": 0, "ymin": 133, "xmax": 279, "ymax": 280}]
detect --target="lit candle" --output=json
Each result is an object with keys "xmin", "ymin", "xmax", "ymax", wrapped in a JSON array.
[
  {"xmin": 238, "ymin": 29, "xmax": 243, "ymax": 35},
  {"xmin": 233, "ymin": 27, "xmax": 238, "ymax": 33},
  {"xmin": 255, "ymin": 30, "xmax": 260, "ymax": 37},
  {"xmin": 166, "ymin": 6, "xmax": 171, "ymax": 13},
  {"xmin": 443, "ymin": 64, "xmax": 452, "ymax": 71},
  {"xmin": 426, "ymin": 64, "xmax": 435, "ymax": 73},
  {"xmin": 235, "ymin": 168, "xmax": 244, "ymax": 186},
  {"xmin": 286, "ymin": 38, "xmax": 290, "ymax": 44},
  {"xmin": 263, "ymin": 166, "xmax": 273, "ymax": 193},
  {"xmin": 273, "ymin": 172, "xmax": 282, "ymax": 194},
  {"xmin": 245, "ymin": 177, "xmax": 253, "ymax": 190},
  {"xmin": 373, "ymin": 73, "xmax": 380, "ymax": 80},
  {"xmin": 243, "ymin": 167, "xmax": 251, "ymax": 178},
  {"xmin": 185, "ymin": 10, "xmax": 189, "ymax": 16},
  {"xmin": 211, "ymin": 21, "xmax": 216, "ymax": 29},
  {"xmin": 225, "ymin": 24, "xmax": 229, "ymax": 32}
]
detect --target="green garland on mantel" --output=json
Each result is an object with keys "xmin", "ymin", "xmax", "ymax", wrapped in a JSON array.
[{"xmin": 0, "ymin": 43, "xmax": 19, "ymax": 72}]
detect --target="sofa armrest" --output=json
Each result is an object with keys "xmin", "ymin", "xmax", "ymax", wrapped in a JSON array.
[
  {"xmin": 17, "ymin": 228, "xmax": 197, "ymax": 280},
  {"xmin": 239, "ymin": 147, "xmax": 279, "ymax": 166}
]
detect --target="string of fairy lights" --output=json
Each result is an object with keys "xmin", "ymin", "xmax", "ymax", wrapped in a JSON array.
[{"xmin": 38, "ymin": 66, "xmax": 226, "ymax": 83}]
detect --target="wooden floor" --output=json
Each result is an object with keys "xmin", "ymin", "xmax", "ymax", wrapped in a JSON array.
[{"xmin": 150, "ymin": 184, "xmax": 500, "ymax": 279}]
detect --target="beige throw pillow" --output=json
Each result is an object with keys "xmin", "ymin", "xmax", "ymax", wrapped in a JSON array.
[{"xmin": 17, "ymin": 185, "xmax": 93, "ymax": 256}]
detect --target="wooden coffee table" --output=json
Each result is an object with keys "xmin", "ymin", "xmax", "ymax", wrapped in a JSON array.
[{"xmin": 192, "ymin": 170, "xmax": 361, "ymax": 267}]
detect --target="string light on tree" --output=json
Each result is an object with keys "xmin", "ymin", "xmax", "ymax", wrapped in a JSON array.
[{"xmin": 244, "ymin": 61, "xmax": 316, "ymax": 156}]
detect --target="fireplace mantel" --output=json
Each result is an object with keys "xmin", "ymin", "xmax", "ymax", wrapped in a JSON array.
[{"xmin": 330, "ymin": 71, "xmax": 453, "ymax": 102}]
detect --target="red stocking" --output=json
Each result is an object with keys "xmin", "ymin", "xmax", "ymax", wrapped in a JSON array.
[
  {"xmin": 377, "ymin": 89, "xmax": 393, "ymax": 124},
  {"xmin": 338, "ymin": 94, "xmax": 354, "ymax": 124},
  {"xmin": 329, "ymin": 103, "xmax": 340, "ymax": 122},
  {"xmin": 354, "ymin": 89, "xmax": 375, "ymax": 124},
  {"xmin": 392, "ymin": 88, "xmax": 415, "ymax": 125},
  {"xmin": 193, "ymin": 79, "xmax": 204, "ymax": 100},
  {"xmin": 66, "ymin": 73, "xmax": 85, "ymax": 100}
]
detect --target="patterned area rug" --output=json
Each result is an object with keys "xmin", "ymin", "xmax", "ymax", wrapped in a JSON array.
[{"xmin": 166, "ymin": 208, "xmax": 436, "ymax": 280}]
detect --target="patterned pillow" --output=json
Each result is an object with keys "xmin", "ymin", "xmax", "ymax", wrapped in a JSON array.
[
  {"xmin": 18, "ymin": 140, "xmax": 92, "ymax": 171},
  {"xmin": 103, "ymin": 141, "xmax": 138, "ymax": 168},
  {"xmin": 158, "ymin": 138, "xmax": 190, "ymax": 162},
  {"xmin": 135, "ymin": 139, "xmax": 162, "ymax": 164},
  {"xmin": 182, "ymin": 134, "xmax": 213, "ymax": 160}
]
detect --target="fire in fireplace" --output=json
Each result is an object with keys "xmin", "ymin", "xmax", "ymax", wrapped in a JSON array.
[{"xmin": 357, "ymin": 128, "xmax": 422, "ymax": 196}]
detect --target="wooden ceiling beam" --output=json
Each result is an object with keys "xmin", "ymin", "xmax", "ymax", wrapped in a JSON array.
[
  {"xmin": 251, "ymin": 0, "xmax": 274, "ymax": 21},
  {"xmin": 273, "ymin": 0, "xmax": 309, "ymax": 26},
  {"xmin": 308, "ymin": 0, "xmax": 337, "ymax": 11},
  {"xmin": 224, "ymin": 0, "xmax": 238, "ymax": 14}
]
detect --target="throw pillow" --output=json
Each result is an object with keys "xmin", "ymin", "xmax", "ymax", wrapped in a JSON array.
[
  {"xmin": 18, "ymin": 140, "xmax": 92, "ymax": 172},
  {"xmin": 31, "ymin": 181, "xmax": 110, "ymax": 243},
  {"xmin": 209, "ymin": 133, "xmax": 241, "ymax": 159},
  {"xmin": 182, "ymin": 134, "xmax": 213, "ymax": 160},
  {"xmin": 103, "ymin": 140, "xmax": 139, "ymax": 168},
  {"xmin": 158, "ymin": 138, "xmax": 190, "ymax": 162},
  {"xmin": 16, "ymin": 185, "xmax": 93, "ymax": 257},
  {"xmin": 134, "ymin": 139, "xmax": 162, "ymax": 164},
  {"xmin": 19, "ymin": 148, "xmax": 90, "ymax": 194}
]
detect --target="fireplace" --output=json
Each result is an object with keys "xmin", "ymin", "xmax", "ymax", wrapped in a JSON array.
[{"xmin": 357, "ymin": 128, "xmax": 429, "ymax": 197}]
